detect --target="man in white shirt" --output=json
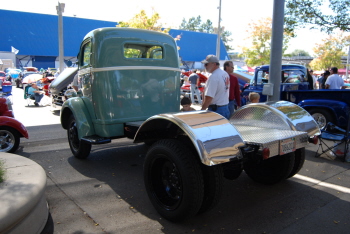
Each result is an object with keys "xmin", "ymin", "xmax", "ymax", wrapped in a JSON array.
[
  {"xmin": 201, "ymin": 55, "xmax": 230, "ymax": 119},
  {"xmin": 325, "ymin": 67, "xmax": 347, "ymax": 89},
  {"xmin": 309, "ymin": 69, "xmax": 318, "ymax": 89}
]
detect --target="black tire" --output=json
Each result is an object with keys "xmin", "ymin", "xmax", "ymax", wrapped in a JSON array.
[
  {"xmin": 243, "ymin": 152, "xmax": 295, "ymax": 185},
  {"xmin": 67, "ymin": 115, "xmax": 91, "ymax": 159},
  {"xmin": 197, "ymin": 164, "xmax": 224, "ymax": 214},
  {"xmin": 0, "ymin": 127, "xmax": 20, "ymax": 153},
  {"xmin": 144, "ymin": 139, "xmax": 204, "ymax": 222},
  {"xmin": 288, "ymin": 148, "xmax": 305, "ymax": 178},
  {"xmin": 309, "ymin": 108, "xmax": 334, "ymax": 129}
]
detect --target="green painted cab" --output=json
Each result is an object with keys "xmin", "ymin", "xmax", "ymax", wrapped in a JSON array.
[{"xmin": 61, "ymin": 27, "xmax": 181, "ymax": 138}]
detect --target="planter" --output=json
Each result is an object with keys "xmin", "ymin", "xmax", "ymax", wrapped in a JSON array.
[{"xmin": 0, "ymin": 153, "xmax": 50, "ymax": 234}]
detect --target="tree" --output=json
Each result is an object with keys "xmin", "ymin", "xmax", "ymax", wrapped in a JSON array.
[
  {"xmin": 179, "ymin": 16, "xmax": 233, "ymax": 51},
  {"xmin": 285, "ymin": 0, "xmax": 350, "ymax": 35},
  {"xmin": 309, "ymin": 32, "xmax": 350, "ymax": 70},
  {"xmin": 240, "ymin": 17, "xmax": 293, "ymax": 67},
  {"xmin": 287, "ymin": 49, "xmax": 311, "ymax": 57},
  {"xmin": 117, "ymin": 10, "xmax": 169, "ymax": 33}
]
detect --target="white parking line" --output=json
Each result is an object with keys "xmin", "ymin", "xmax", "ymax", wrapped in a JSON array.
[{"xmin": 294, "ymin": 174, "xmax": 350, "ymax": 194}]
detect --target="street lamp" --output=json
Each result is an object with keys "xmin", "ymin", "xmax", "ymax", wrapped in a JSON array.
[{"xmin": 56, "ymin": 2, "xmax": 65, "ymax": 73}]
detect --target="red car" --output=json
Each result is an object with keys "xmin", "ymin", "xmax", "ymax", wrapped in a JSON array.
[
  {"xmin": 180, "ymin": 71, "xmax": 207, "ymax": 97},
  {"xmin": 0, "ymin": 97, "xmax": 28, "ymax": 152}
]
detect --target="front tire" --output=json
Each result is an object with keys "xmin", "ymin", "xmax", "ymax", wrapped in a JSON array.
[
  {"xmin": 309, "ymin": 108, "xmax": 334, "ymax": 129},
  {"xmin": 0, "ymin": 127, "xmax": 20, "ymax": 153},
  {"xmin": 243, "ymin": 152, "xmax": 295, "ymax": 185},
  {"xmin": 68, "ymin": 115, "xmax": 91, "ymax": 159},
  {"xmin": 144, "ymin": 139, "xmax": 204, "ymax": 222}
]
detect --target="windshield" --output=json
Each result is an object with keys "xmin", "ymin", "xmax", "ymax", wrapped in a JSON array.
[{"xmin": 255, "ymin": 69, "xmax": 306, "ymax": 84}]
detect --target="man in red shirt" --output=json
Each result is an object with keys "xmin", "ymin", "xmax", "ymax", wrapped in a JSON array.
[{"xmin": 223, "ymin": 61, "xmax": 241, "ymax": 118}]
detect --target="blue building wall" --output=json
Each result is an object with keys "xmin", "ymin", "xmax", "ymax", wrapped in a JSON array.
[{"xmin": 0, "ymin": 9, "xmax": 228, "ymax": 66}]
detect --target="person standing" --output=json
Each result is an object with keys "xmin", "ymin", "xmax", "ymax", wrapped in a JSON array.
[
  {"xmin": 201, "ymin": 55, "xmax": 230, "ymax": 119},
  {"xmin": 309, "ymin": 69, "xmax": 318, "ymax": 89},
  {"xmin": 325, "ymin": 67, "xmax": 346, "ymax": 89},
  {"xmin": 223, "ymin": 61, "xmax": 241, "ymax": 118},
  {"xmin": 188, "ymin": 69, "xmax": 202, "ymax": 105}
]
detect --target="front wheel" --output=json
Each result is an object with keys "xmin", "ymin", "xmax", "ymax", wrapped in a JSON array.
[
  {"xmin": 67, "ymin": 115, "xmax": 91, "ymax": 159},
  {"xmin": 243, "ymin": 152, "xmax": 295, "ymax": 185},
  {"xmin": 144, "ymin": 139, "xmax": 204, "ymax": 222},
  {"xmin": 309, "ymin": 108, "xmax": 334, "ymax": 129},
  {"xmin": 0, "ymin": 127, "xmax": 20, "ymax": 153}
]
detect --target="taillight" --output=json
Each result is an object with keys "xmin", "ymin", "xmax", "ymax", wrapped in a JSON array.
[
  {"xmin": 262, "ymin": 148, "xmax": 270, "ymax": 160},
  {"xmin": 309, "ymin": 135, "xmax": 318, "ymax": 145}
]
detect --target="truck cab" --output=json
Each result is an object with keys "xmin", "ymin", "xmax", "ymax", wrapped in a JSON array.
[{"xmin": 243, "ymin": 64, "xmax": 311, "ymax": 103}]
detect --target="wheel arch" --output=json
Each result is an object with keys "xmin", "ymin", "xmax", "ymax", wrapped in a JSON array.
[
  {"xmin": 60, "ymin": 97, "xmax": 95, "ymax": 139},
  {"xmin": 134, "ymin": 111, "xmax": 245, "ymax": 166},
  {"xmin": 0, "ymin": 116, "xmax": 28, "ymax": 138}
]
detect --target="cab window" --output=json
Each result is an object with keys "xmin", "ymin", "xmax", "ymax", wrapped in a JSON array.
[
  {"xmin": 124, "ymin": 44, "xmax": 163, "ymax": 59},
  {"xmin": 81, "ymin": 41, "xmax": 92, "ymax": 67}
]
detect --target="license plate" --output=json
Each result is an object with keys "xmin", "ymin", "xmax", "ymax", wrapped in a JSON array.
[{"xmin": 280, "ymin": 138, "xmax": 296, "ymax": 155}]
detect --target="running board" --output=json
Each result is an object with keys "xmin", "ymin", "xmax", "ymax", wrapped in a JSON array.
[{"xmin": 81, "ymin": 135, "xmax": 111, "ymax": 144}]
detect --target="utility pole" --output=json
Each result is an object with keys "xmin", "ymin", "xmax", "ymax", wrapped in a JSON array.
[
  {"xmin": 346, "ymin": 45, "xmax": 350, "ymax": 80},
  {"xmin": 216, "ymin": 0, "xmax": 222, "ymax": 60},
  {"xmin": 57, "ymin": 2, "xmax": 65, "ymax": 73},
  {"xmin": 268, "ymin": 0, "xmax": 285, "ymax": 101}
]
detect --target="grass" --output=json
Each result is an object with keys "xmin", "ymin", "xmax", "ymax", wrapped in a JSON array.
[{"xmin": 0, "ymin": 159, "xmax": 6, "ymax": 183}]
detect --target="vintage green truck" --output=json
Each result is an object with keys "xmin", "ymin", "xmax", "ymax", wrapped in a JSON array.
[{"xmin": 60, "ymin": 27, "xmax": 320, "ymax": 222}]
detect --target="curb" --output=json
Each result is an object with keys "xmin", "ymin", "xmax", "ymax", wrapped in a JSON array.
[{"xmin": 0, "ymin": 153, "xmax": 50, "ymax": 234}]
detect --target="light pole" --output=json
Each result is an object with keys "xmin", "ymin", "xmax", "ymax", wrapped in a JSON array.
[
  {"xmin": 346, "ymin": 45, "xmax": 350, "ymax": 80},
  {"xmin": 216, "ymin": 0, "xmax": 222, "ymax": 60},
  {"xmin": 56, "ymin": 2, "xmax": 65, "ymax": 73}
]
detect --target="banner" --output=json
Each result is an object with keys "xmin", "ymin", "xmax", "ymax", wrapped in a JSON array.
[{"xmin": 11, "ymin": 46, "xmax": 19, "ymax": 54}]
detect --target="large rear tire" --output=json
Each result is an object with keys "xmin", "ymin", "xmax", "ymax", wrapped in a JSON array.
[
  {"xmin": 197, "ymin": 164, "xmax": 224, "ymax": 214},
  {"xmin": 144, "ymin": 139, "xmax": 204, "ymax": 222},
  {"xmin": 243, "ymin": 152, "xmax": 295, "ymax": 185},
  {"xmin": 67, "ymin": 115, "xmax": 91, "ymax": 159},
  {"xmin": 288, "ymin": 148, "xmax": 305, "ymax": 178},
  {"xmin": 0, "ymin": 127, "xmax": 20, "ymax": 153}
]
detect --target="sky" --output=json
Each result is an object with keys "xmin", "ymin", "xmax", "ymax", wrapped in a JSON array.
[{"xmin": 2, "ymin": 0, "xmax": 334, "ymax": 56}]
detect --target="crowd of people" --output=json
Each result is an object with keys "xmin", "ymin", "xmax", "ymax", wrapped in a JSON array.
[
  {"xmin": 180, "ymin": 54, "xmax": 259, "ymax": 119},
  {"xmin": 310, "ymin": 67, "xmax": 347, "ymax": 90}
]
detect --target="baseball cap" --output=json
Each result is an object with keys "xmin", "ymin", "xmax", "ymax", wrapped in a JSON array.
[{"xmin": 201, "ymin": 54, "xmax": 219, "ymax": 64}]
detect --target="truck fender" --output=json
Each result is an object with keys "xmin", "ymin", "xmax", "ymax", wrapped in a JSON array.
[
  {"xmin": 60, "ymin": 97, "xmax": 95, "ymax": 139},
  {"xmin": 0, "ymin": 116, "xmax": 28, "ymax": 139},
  {"xmin": 298, "ymin": 99, "xmax": 348, "ymax": 126},
  {"xmin": 134, "ymin": 111, "xmax": 245, "ymax": 166}
]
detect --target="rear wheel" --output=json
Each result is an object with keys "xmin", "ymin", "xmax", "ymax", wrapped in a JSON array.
[
  {"xmin": 197, "ymin": 164, "xmax": 224, "ymax": 214},
  {"xmin": 67, "ymin": 115, "xmax": 91, "ymax": 159},
  {"xmin": 288, "ymin": 148, "xmax": 305, "ymax": 178},
  {"xmin": 309, "ymin": 108, "xmax": 334, "ymax": 129},
  {"xmin": 0, "ymin": 127, "xmax": 20, "ymax": 153},
  {"xmin": 243, "ymin": 152, "xmax": 295, "ymax": 185},
  {"xmin": 144, "ymin": 139, "xmax": 204, "ymax": 222}
]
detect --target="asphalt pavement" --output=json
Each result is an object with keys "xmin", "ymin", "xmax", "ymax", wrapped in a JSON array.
[{"xmin": 8, "ymin": 86, "xmax": 350, "ymax": 234}]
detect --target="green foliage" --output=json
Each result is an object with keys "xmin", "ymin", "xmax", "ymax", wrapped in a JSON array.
[
  {"xmin": 240, "ymin": 18, "xmax": 293, "ymax": 67},
  {"xmin": 179, "ymin": 16, "xmax": 233, "ymax": 51},
  {"xmin": 118, "ymin": 10, "xmax": 169, "ymax": 33},
  {"xmin": 0, "ymin": 160, "xmax": 5, "ymax": 183},
  {"xmin": 309, "ymin": 32, "xmax": 349, "ymax": 70},
  {"xmin": 287, "ymin": 49, "xmax": 311, "ymax": 57},
  {"xmin": 285, "ymin": 0, "xmax": 350, "ymax": 35}
]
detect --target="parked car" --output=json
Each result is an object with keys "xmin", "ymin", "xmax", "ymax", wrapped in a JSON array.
[
  {"xmin": 0, "ymin": 96, "xmax": 28, "ymax": 152},
  {"xmin": 49, "ymin": 67, "xmax": 77, "ymax": 109}
]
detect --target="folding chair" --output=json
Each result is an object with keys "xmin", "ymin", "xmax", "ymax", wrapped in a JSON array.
[
  {"xmin": 24, "ymin": 85, "xmax": 35, "ymax": 106},
  {"xmin": 315, "ymin": 120, "xmax": 350, "ymax": 162}
]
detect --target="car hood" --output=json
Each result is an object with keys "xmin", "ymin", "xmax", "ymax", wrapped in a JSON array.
[{"xmin": 49, "ymin": 67, "xmax": 78, "ymax": 95}]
